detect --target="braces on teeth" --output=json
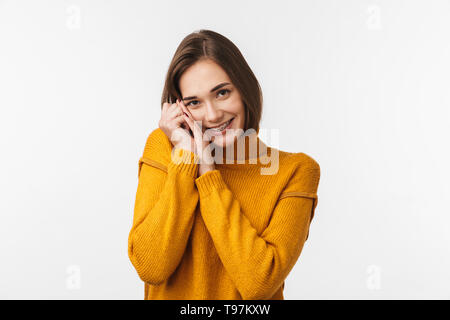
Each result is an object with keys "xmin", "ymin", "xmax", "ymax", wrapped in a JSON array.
[{"xmin": 210, "ymin": 119, "xmax": 232, "ymax": 131}]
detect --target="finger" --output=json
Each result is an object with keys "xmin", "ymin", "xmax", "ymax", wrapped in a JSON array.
[
  {"xmin": 171, "ymin": 109, "xmax": 184, "ymax": 119},
  {"xmin": 181, "ymin": 115, "xmax": 195, "ymax": 141},
  {"xmin": 169, "ymin": 104, "xmax": 184, "ymax": 118},
  {"xmin": 180, "ymin": 111, "xmax": 191, "ymax": 130},
  {"xmin": 175, "ymin": 100, "xmax": 194, "ymax": 128},
  {"xmin": 162, "ymin": 102, "xmax": 170, "ymax": 113},
  {"xmin": 192, "ymin": 118, "xmax": 204, "ymax": 135},
  {"xmin": 193, "ymin": 120, "xmax": 208, "ymax": 146},
  {"xmin": 185, "ymin": 116, "xmax": 203, "ymax": 143},
  {"xmin": 173, "ymin": 114, "xmax": 188, "ymax": 129},
  {"xmin": 177, "ymin": 100, "xmax": 193, "ymax": 125},
  {"xmin": 178, "ymin": 99, "xmax": 193, "ymax": 119},
  {"xmin": 178, "ymin": 102, "xmax": 203, "ymax": 139},
  {"xmin": 183, "ymin": 115, "xmax": 194, "ymax": 132},
  {"xmin": 168, "ymin": 100, "xmax": 180, "ymax": 113}
]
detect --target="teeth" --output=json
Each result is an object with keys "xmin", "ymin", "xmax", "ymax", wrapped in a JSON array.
[{"xmin": 210, "ymin": 118, "xmax": 232, "ymax": 131}]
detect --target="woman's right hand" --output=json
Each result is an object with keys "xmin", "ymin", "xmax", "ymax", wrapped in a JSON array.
[{"xmin": 159, "ymin": 99, "xmax": 195, "ymax": 153}]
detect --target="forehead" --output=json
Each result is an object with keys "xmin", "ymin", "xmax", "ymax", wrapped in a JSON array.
[{"xmin": 179, "ymin": 59, "xmax": 231, "ymax": 95}]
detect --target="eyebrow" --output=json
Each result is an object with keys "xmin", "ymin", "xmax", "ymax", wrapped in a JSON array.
[{"xmin": 182, "ymin": 82, "xmax": 231, "ymax": 101}]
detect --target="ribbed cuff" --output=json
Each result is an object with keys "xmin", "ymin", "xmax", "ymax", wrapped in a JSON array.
[
  {"xmin": 195, "ymin": 170, "xmax": 227, "ymax": 197},
  {"xmin": 168, "ymin": 147, "xmax": 200, "ymax": 178}
]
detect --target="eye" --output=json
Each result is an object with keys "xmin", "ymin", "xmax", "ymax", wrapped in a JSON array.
[
  {"xmin": 217, "ymin": 89, "xmax": 230, "ymax": 98},
  {"xmin": 186, "ymin": 100, "xmax": 199, "ymax": 107}
]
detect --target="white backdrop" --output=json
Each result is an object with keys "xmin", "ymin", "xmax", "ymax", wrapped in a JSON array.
[{"xmin": 1, "ymin": 0, "xmax": 449, "ymax": 299}]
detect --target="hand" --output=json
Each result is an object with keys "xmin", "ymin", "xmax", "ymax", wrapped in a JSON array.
[
  {"xmin": 158, "ymin": 99, "xmax": 195, "ymax": 153},
  {"xmin": 178, "ymin": 99, "xmax": 216, "ymax": 175}
]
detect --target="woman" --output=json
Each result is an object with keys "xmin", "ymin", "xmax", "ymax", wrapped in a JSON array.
[{"xmin": 127, "ymin": 29, "xmax": 321, "ymax": 300}]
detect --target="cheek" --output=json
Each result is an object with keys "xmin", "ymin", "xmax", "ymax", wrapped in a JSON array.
[
  {"xmin": 226, "ymin": 96, "xmax": 245, "ymax": 115},
  {"xmin": 189, "ymin": 109, "xmax": 203, "ymax": 120}
]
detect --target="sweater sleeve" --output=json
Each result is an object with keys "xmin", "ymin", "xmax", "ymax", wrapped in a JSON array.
[
  {"xmin": 194, "ymin": 156, "xmax": 320, "ymax": 300},
  {"xmin": 128, "ymin": 129, "xmax": 200, "ymax": 285}
]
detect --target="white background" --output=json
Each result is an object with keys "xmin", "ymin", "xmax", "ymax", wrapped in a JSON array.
[{"xmin": 1, "ymin": 0, "xmax": 449, "ymax": 299}]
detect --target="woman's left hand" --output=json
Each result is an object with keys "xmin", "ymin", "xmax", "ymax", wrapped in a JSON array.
[{"xmin": 178, "ymin": 99, "xmax": 216, "ymax": 176}]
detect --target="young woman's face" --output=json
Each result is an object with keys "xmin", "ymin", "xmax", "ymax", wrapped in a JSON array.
[{"xmin": 179, "ymin": 59, "xmax": 245, "ymax": 148}]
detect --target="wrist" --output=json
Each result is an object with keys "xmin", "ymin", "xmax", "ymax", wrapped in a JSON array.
[{"xmin": 198, "ymin": 163, "xmax": 215, "ymax": 176}]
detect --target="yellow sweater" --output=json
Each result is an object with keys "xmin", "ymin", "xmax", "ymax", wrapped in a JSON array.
[{"xmin": 128, "ymin": 128, "xmax": 321, "ymax": 300}]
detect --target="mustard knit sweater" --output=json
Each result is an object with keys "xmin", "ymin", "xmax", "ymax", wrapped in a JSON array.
[{"xmin": 127, "ymin": 128, "xmax": 321, "ymax": 300}]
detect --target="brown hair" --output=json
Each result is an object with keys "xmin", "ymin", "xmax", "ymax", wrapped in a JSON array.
[{"xmin": 161, "ymin": 29, "xmax": 263, "ymax": 134}]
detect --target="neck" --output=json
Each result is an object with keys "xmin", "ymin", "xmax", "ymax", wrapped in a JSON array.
[{"xmin": 211, "ymin": 131, "xmax": 267, "ymax": 165}]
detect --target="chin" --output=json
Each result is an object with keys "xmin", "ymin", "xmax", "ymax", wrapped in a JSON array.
[
  {"xmin": 211, "ymin": 132, "xmax": 237, "ymax": 148},
  {"xmin": 211, "ymin": 137, "xmax": 231, "ymax": 147}
]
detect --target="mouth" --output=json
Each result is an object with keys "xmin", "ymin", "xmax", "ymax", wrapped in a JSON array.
[{"xmin": 205, "ymin": 117, "xmax": 234, "ymax": 134}]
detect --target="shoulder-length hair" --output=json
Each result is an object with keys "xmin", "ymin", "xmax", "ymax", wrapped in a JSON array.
[{"xmin": 161, "ymin": 29, "xmax": 263, "ymax": 134}]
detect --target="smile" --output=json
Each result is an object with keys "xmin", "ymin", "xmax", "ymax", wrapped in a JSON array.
[
  {"xmin": 208, "ymin": 118, "xmax": 234, "ymax": 130},
  {"xmin": 206, "ymin": 117, "xmax": 234, "ymax": 135}
]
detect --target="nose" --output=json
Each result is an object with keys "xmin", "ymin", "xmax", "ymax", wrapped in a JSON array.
[{"xmin": 204, "ymin": 100, "xmax": 223, "ymax": 125}]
